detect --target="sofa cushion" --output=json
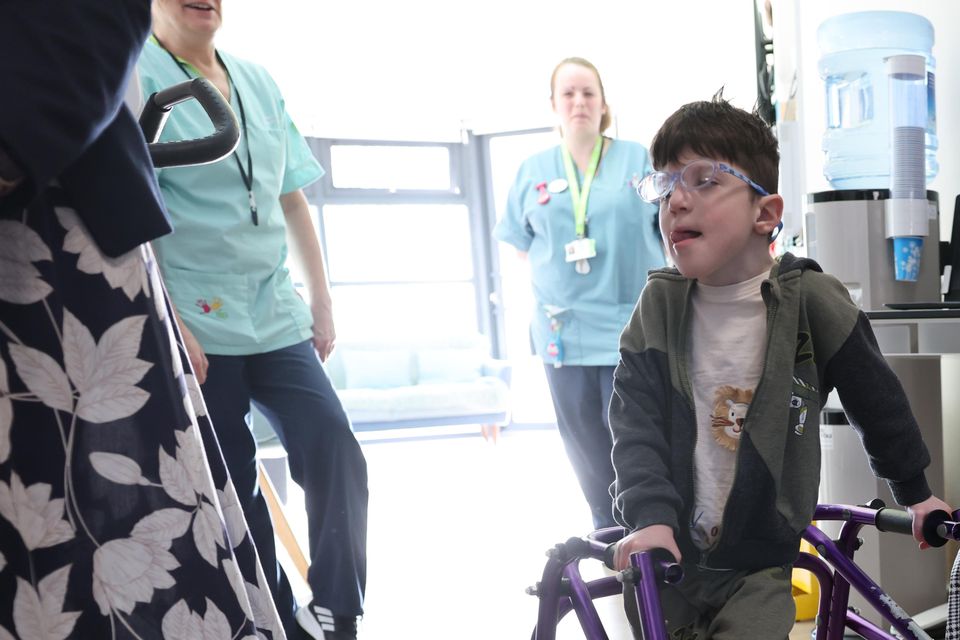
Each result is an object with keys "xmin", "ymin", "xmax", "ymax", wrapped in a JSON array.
[
  {"xmin": 340, "ymin": 348, "xmax": 414, "ymax": 389},
  {"xmin": 416, "ymin": 347, "xmax": 484, "ymax": 384}
]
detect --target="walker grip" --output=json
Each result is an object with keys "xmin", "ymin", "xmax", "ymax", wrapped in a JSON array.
[
  {"xmin": 921, "ymin": 509, "xmax": 951, "ymax": 548},
  {"xmin": 139, "ymin": 77, "xmax": 240, "ymax": 169},
  {"xmin": 874, "ymin": 507, "xmax": 913, "ymax": 535}
]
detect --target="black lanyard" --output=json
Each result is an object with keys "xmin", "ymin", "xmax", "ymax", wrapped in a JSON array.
[{"xmin": 152, "ymin": 34, "xmax": 259, "ymax": 225}]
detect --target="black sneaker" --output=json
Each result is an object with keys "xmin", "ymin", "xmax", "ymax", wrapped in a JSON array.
[{"xmin": 296, "ymin": 601, "xmax": 358, "ymax": 640}]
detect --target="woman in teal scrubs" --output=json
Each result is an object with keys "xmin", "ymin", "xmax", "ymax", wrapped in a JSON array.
[
  {"xmin": 139, "ymin": 2, "xmax": 366, "ymax": 639},
  {"xmin": 494, "ymin": 58, "xmax": 664, "ymax": 529}
]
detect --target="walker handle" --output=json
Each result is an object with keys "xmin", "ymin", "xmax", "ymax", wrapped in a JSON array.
[
  {"xmin": 139, "ymin": 77, "xmax": 240, "ymax": 169},
  {"xmin": 603, "ymin": 544, "xmax": 684, "ymax": 584},
  {"xmin": 874, "ymin": 507, "xmax": 913, "ymax": 536},
  {"xmin": 921, "ymin": 509, "xmax": 954, "ymax": 548},
  {"xmin": 875, "ymin": 507, "xmax": 957, "ymax": 547}
]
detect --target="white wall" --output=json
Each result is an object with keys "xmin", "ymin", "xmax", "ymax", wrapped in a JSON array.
[
  {"xmin": 217, "ymin": 0, "xmax": 759, "ymax": 145},
  {"xmin": 792, "ymin": 0, "xmax": 960, "ymax": 238}
]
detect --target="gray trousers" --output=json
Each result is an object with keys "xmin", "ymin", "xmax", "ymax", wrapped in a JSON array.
[
  {"xmin": 623, "ymin": 563, "xmax": 795, "ymax": 639},
  {"xmin": 542, "ymin": 364, "xmax": 618, "ymax": 529}
]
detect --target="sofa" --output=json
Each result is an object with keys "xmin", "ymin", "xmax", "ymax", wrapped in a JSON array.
[
  {"xmin": 251, "ymin": 332, "xmax": 511, "ymax": 452},
  {"xmin": 322, "ymin": 333, "xmax": 512, "ymax": 431},
  {"xmin": 250, "ymin": 333, "xmax": 511, "ymax": 500}
]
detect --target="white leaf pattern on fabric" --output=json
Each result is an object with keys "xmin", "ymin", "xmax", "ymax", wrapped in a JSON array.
[
  {"xmin": 0, "ymin": 356, "xmax": 11, "ymax": 464},
  {"xmin": 184, "ymin": 373, "xmax": 208, "ymax": 417},
  {"xmin": 57, "ymin": 208, "xmax": 148, "ymax": 301},
  {"xmin": 61, "ymin": 310, "xmax": 98, "ymax": 394},
  {"xmin": 0, "ymin": 220, "xmax": 53, "ymax": 305},
  {"xmin": 246, "ymin": 579, "xmax": 281, "ymax": 637},
  {"xmin": 37, "ymin": 565, "xmax": 81, "ymax": 639},
  {"xmin": 222, "ymin": 558, "xmax": 255, "ymax": 621},
  {"xmin": 131, "ymin": 509, "xmax": 192, "ymax": 546},
  {"xmin": 76, "ymin": 383, "xmax": 150, "ymax": 423},
  {"xmin": 161, "ymin": 599, "xmax": 203, "ymax": 640},
  {"xmin": 91, "ymin": 537, "xmax": 178, "ymax": 615},
  {"xmin": 0, "ymin": 258, "xmax": 52, "ymax": 305},
  {"xmin": 193, "ymin": 501, "xmax": 225, "ymax": 567},
  {"xmin": 0, "ymin": 473, "xmax": 74, "ymax": 550},
  {"xmin": 218, "ymin": 488, "xmax": 248, "ymax": 549},
  {"xmin": 90, "ymin": 315, "xmax": 150, "ymax": 386},
  {"xmin": 176, "ymin": 426, "xmax": 213, "ymax": 501},
  {"xmin": 95, "ymin": 315, "xmax": 147, "ymax": 368},
  {"xmin": 13, "ymin": 577, "xmax": 47, "ymax": 640},
  {"xmin": 8, "ymin": 345, "xmax": 73, "ymax": 413},
  {"xmin": 61, "ymin": 312, "xmax": 153, "ymax": 422},
  {"xmin": 89, "ymin": 452, "xmax": 148, "ymax": 485},
  {"xmin": 0, "ymin": 397, "xmax": 9, "ymax": 465},
  {"xmin": 159, "ymin": 447, "xmax": 197, "ymax": 506},
  {"xmin": 143, "ymin": 245, "xmax": 166, "ymax": 322},
  {"xmin": 12, "ymin": 571, "xmax": 80, "ymax": 640},
  {"xmin": 201, "ymin": 598, "xmax": 232, "ymax": 640},
  {"xmin": 3, "ymin": 208, "xmax": 287, "ymax": 637},
  {"xmin": 0, "ymin": 221, "xmax": 52, "ymax": 263}
]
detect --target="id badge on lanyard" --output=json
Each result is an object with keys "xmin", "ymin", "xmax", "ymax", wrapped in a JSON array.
[{"xmin": 561, "ymin": 137, "xmax": 602, "ymax": 275}]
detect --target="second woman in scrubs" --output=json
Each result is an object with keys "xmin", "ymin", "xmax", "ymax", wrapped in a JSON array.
[
  {"xmin": 494, "ymin": 57, "xmax": 664, "ymax": 529},
  {"xmin": 138, "ymin": 2, "xmax": 366, "ymax": 638}
]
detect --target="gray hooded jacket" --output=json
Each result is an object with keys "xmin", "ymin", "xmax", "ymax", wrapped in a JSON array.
[{"xmin": 610, "ymin": 253, "xmax": 932, "ymax": 570}]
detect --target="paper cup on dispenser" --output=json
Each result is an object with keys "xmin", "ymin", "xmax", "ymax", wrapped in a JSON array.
[{"xmin": 893, "ymin": 236, "xmax": 923, "ymax": 281}]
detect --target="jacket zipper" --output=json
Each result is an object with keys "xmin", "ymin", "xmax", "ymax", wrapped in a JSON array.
[
  {"xmin": 674, "ymin": 285, "xmax": 702, "ymax": 563},
  {"xmin": 696, "ymin": 278, "xmax": 780, "ymax": 567}
]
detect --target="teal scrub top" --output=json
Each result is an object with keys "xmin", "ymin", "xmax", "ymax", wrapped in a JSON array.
[
  {"xmin": 138, "ymin": 40, "xmax": 323, "ymax": 356},
  {"xmin": 494, "ymin": 140, "xmax": 664, "ymax": 366}
]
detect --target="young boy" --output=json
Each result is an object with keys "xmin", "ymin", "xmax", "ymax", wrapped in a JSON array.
[{"xmin": 608, "ymin": 95, "xmax": 952, "ymax": 639}]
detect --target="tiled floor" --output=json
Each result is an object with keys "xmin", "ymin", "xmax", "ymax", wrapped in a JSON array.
[{"xmin": 279, "ymin": 424, "xmax": 819, "ymax": 639}]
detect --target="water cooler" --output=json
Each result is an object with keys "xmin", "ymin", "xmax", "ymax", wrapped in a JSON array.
[
  {"xmin": 806, "ymin": 11, "xmax": 958, "ymax": 631},
  {"xmin": 806, "ymin": 189, "xmax": 940, "ymax": 311}
]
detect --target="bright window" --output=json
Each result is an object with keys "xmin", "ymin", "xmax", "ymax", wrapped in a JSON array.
[
  {"xmin": 322, "ymin": 204, "xmax": 472, "ymax": 282},
  {"xmin": 331, "ymin": 282, "xmax": 477, "ymax": 339},
  {"xmin": 329, "ymin": 145, "xmax": 451, "ymax": 190}
]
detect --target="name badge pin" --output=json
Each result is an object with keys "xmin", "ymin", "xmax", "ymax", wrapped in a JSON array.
[{"xmin": 547, "ymin": 178, "xmax": 568, "ymax": 194}]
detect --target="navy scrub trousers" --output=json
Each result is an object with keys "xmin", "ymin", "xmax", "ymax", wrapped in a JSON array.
[
  {"xmin": 543, "ymin": 364, "xmax": 618, "ymax": 529},
  {"xmin": 200, "ymin": 339, "xmax": 368, "ymax": 626}
]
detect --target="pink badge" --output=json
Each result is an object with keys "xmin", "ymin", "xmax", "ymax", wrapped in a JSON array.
[{"xmin": 535, "ymin": 181, "xmax": 550, "ymax": 205}]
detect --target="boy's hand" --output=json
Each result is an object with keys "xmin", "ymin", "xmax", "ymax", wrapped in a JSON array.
[
  {"xmin": 613, "ymin": 524, "xmax": 681, "ymax": 570},
  {"xmin": 906, "ymin": 495, "xmax": 953, "ymax": 549}
]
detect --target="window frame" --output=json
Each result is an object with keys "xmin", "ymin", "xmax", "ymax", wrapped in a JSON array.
[{"xmin": 303, "ymin": 137, "xmax": 494, "ymax": 345}]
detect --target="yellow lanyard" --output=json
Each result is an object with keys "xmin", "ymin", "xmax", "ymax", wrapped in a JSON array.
[{"xmin": 560, "ymin": 137, "xmax": 603, "ymax": 238}]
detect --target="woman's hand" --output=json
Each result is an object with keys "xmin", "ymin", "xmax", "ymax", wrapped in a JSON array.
[
  {"xmin": 311, "ymin": 300, "xmax": 336, "ymax": 362},
  {"xmin": 179, "ymin": 320, "xmax": 209, "ymax": 384},
  {"xmin": 907, "ymin": 495, "xmax": 953, "ymax": 549},
  {"xmin": 613, "ymin": 524, "xmax": 681, "ymax": 570}
]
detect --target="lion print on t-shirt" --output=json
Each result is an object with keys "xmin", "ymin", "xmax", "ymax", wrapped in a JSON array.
[{"xmin": 710, "ymin": 385, "xmax": 753, "ymax": 451}]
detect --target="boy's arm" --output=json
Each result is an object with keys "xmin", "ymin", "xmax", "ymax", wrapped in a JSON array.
[
  {"xmin": 824, "ymin": 312, "xmax": 932, "ymax": 506},
  {"xmin": 609, "ymin": 292, "xmax": 683, "ymax": 534}
]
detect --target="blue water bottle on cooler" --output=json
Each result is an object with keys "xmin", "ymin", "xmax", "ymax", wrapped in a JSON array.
[{"xmin": 817, "ymin": 11, "xmax": 938, "ymax": 189}]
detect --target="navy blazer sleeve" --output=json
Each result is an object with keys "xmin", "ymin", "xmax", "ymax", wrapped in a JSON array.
[{"xmin": 0, "ymin": 0, "xmax": 171, "ymax": 256}]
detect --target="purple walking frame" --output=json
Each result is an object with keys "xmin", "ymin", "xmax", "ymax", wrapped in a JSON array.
[{"xmin": 530, "ymin": 501, "xmax": 960, "ymax": 640}]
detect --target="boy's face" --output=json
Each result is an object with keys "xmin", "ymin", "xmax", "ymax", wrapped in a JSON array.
[{"xmin": 658, "ymin": 150, "xmax": 782, "ymax": 286}]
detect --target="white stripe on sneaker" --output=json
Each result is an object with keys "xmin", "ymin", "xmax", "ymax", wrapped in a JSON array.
[{"xmin": 296, "ymin": 603, "xmax": 334, "ymax": 640}]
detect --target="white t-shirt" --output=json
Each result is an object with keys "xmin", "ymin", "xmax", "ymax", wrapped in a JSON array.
[{"xmin": 688, "ymin": 272, "xmax": 768, "ymax": 550}]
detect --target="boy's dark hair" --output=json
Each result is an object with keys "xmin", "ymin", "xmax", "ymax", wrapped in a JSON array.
[{"xmin": 650, "ymin": 89, "xmax": 779, "ymax": 196}]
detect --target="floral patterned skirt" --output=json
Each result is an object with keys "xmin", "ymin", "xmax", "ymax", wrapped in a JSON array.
[{"xmin": 0, "ymin": 189, "xmax": 285, "ymax": 639}]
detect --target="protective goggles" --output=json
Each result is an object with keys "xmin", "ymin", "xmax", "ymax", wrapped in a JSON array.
[{"xmin": 637, "ymin": 158, "xmax": 770, "ymax": 203}]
